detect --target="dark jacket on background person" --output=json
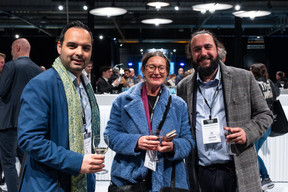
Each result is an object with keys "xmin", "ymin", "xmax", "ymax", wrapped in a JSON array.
[
  {"xmin": 0, "ymin": 56, "xmax": 42, "ymax": 129},
  {"xmin": 256, "ymin": 77, "xmax": 280, "ymax": 111},
  {"xmin": 97, "ymin": 77, "xmax": 115, "ymax": 94}
]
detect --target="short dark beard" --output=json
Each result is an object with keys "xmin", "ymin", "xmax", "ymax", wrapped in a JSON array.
[{"xmin": 192, "ymin": 55, "xmax": 220, "ymax": 77}]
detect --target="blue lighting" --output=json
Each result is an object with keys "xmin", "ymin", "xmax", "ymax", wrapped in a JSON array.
[
  {"xmin": 128, "ymin": 62, "xmax": 133, "ymax": 66},
  {"xmin": 180, "ymin": 62, "xmax": 185, "ymax": 66},
  {"xmin": 138, "ymin": 62, "xmax": 143, "ymax": 77},
  {"xmin": 170, "ymin": 62, "xmax": 174, "ymax": 74}
]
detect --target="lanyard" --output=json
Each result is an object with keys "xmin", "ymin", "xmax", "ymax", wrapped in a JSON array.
[
  {"xmin": 141, "ymin": 85, "xmax": 161, "ymax": 134},
  {"xmin": 197, "ymin": 77, "xmax": 221, "ymax": 120},
  {"xmin": 149, "ymin": 93, "xmax": 161, "ymax": 123}
]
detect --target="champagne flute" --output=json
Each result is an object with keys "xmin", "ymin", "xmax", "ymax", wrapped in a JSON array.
[{"xmin": 93, "ymin": 135, "xmax": 109, "ymax": 174}]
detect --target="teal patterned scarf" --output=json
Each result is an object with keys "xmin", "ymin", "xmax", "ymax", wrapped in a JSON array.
[{"xmin": 52, "ymin": 57, "xmax": 100, "ymax": 192}]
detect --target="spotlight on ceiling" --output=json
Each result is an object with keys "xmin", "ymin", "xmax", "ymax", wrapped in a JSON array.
[
  {"xmin": 141, "ymin": 18, "xmax": 173, "ymax": 26},
  {"xmin": 233, "ymin": 10, "xmax": 271, "ymax": 19},
  {"xmin": 147, "ymin": 2, "xmax": 170, "ymax": 11},
  {"xmin": 58, "ymin": 5, "xmax": 64, "ymax": 11},
  {"xmin": 192, "ymin": 3, "xmax": 233, "ymax": 13},
  {"xmin": 174, "ymin": 2, "xmax": 180, "ymax": 11},
  {"xmin": 83, "ymin": 5, "xmax": 88, "ymax": 11},
  {"xmin": 235, "ymin": 4, "xmax": 241, "ymax": 11},
  {"xmin": 90, "ymin": 7, "xmax": 127, "ymax": 17}
]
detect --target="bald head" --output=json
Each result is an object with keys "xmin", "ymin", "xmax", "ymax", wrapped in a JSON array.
[
  {"xmin": 129, "ymin": 68, "xmax": 135, "ymax": 77},
  {"xmin": 11, "ymin": 38, "xmax": 31, "ymax": 60}
]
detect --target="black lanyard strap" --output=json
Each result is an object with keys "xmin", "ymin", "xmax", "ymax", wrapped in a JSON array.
[
  {"xmin": 197, "ymin": 79, "xmax": 221, "ymax": 120},
  {"xmin": 156, "ymin": 95, "xmax": 172, "ymax": 135}
]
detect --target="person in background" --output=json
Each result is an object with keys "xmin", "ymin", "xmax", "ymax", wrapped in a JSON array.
[
  {"xmin": 136, "ymin": 74, "xmax": 144, "ymax": 83},
  {"xmin": 82, "ymin": 61, "xmax": 96, "ymax": 92},
  {"xmin": 97, "ymin": 66, "xmax": 120, "ymax": 94},
  {"xmin": 110, "ymin": 67, "xmax": 120, "ymax": 82},
  {"xmin": 250, "ymin": 63, "xmax": 279, "ymax": 191},
  {"xmin": 129, "ymin": 68, "xmax": 138, "ymax": 84},
  {"xmin": 17, "ymin": 21, "xmax": 105, "ymax": 192},
  {"xmin": 0, "ymin": 39, "xmax": 43, "ymax": 192},
  {"xmin": 217, "ymin": 41, "xmax": 227, "ymax": 63},
  {"xmin": 0, "ymin": 52, "xmax": 4, "ymax": 75},
  {"xmin": 177, "ymin": 30, "xmax": 273, "ymax": 192},
  {"xmin": 175, "ymin": 68, "xmax": 184, "ymax": 85},
  {"xmin": 166, "ymin": 74, "xmax": 176, "ymax": 87},
  {"xmin": 104, "ymin": 51, "xmax": 194, "ymax": 192},
  {"xmin": 120, "ymin": 68, "xmax": 134, "ymax": 91},
  {"xmin": 0, "ymin": 52, "xmax": 6, "ymax": 187},
  {"xmin": 275, "ymin": 71, "xmax": 288, "ymax": 89},
  {"xmin": 83, "ymin": 61, "xmax": 93, "ymax": 82},
  {"xmin": 40, "ymin": 66, "xmax": 46, "ymax": 71}
]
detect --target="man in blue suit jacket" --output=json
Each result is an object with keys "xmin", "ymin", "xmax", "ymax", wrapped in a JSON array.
[
  {"xmin": 0, "ymin": 38, "xmax": 42, "ymax": 192},
  {"xmin": 17, "ymin": 21, "xmax": 105, "ymax": 192}
]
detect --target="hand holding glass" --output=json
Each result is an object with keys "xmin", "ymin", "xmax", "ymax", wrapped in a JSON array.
[
  {"xmin": 224, "ymin": 122, "xmax": 236, "ymax": 155},
  {"xmin": 150, "ymin": 130, "xmax": 163, "ymax": 161},
  {"xmin": 93, "ymin": 135, "xmax": 109, "ymax": 174}
]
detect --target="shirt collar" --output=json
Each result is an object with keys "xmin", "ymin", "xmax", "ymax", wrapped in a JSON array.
[
  {"xmin": 67, "ymin": 70, "xmax": 89, "ymax": 88},
  {"xmin": 197, "ymin": 65, "xmax": 221, "ymax": 87}
]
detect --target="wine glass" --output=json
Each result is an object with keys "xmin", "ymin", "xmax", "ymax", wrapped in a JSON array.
[
  {"xmin": 224, "ymin": 122, "xmax": 237, "ymax": 155},
  {"xmin": 93, "ymin": 135, "xmax": 109, "ymax": 174},
  {"xmin": 280, "ymin": 81, "xmax": 285, "ymax": 89},
  {"xmin": 150, "ymin": 129, "xmax": 163, "ymax": 161}
]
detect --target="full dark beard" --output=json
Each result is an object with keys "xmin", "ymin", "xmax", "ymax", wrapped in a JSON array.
[{"xmin": 192, "ymin": 55, "xmax": 220, "ymax": 77}]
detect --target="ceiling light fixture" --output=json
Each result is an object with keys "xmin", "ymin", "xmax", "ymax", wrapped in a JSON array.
[
  {"xmin": 174, "ymin": 2, "xmax": 180, "ymax": 11},
  {"xmin": 58, "ymin": 5, "xmax": 64, "ymax": 11},
  {"xmin": 83, "ymin": 5, "xmax": 88, "ymax": 11},
  {"xmin": 147, "ymin": 2, "xmax": 170, "ymax": 11},
  {"xmin": 192, "ymin": 3, "xmax": 233, "ymax": 13},
  {"xmin": 234, "ymin": 4, "xmax": 241, "ymax": 11},
  {"xmin": 89, "ymin": 7, "xmax": 127, "ymax": 17},
  {"xmin": 141, "ymin": 18, "xmax": 173, "ymax": 26},
  {"xmin": 233, "ymin": 10, "xmax": 271, "ymax": 19}
]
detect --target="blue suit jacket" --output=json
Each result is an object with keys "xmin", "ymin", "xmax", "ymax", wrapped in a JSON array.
[{"xmin": 18, "ymin": 68, "xmax": 95, "ymax": 192}]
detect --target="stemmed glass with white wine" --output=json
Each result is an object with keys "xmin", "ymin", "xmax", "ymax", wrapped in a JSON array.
[{"xmin": 93, "ymin": 135, "xmax": 109, "ymax": 174}]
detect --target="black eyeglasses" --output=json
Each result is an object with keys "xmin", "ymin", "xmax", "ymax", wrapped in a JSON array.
[{"xmin": 145, "ymin": 64, "xmax": 167, "ymax": 73}]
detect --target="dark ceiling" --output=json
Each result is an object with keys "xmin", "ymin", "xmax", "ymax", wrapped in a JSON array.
[{"xmin": 0, "ymin": 0, "xmax": 288, "ymax": 41}]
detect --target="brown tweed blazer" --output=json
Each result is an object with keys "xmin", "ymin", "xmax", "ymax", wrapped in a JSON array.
[{"xmin": 177, "ymin": 62, "xmax": 273, "ymax": 192}]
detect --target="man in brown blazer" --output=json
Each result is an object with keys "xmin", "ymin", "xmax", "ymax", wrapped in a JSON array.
[{"xmin": 177, "ymin": 30, "xmax": 273, "ymax": 192}]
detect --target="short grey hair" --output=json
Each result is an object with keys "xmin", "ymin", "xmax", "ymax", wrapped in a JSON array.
[{"xmin": 218, "ymin": 47, "xmax": 227, "ymax": 61}]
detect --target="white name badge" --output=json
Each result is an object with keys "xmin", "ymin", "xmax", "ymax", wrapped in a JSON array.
[
  {"xmin": 144, "ymin": 150, "xmax": 157, "ymax": 171},
  {"xmin": 202, "ymin": 118, "xmax": 221, "ymax": 144},
  {"xmin": 83, "ymin": 132, "xmax": 92, "ymax": 154}
]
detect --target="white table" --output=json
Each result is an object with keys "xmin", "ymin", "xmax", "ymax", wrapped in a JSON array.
[{"xmin": 95, "ymin": 94, "xmax": 288, "ymax": 182}]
